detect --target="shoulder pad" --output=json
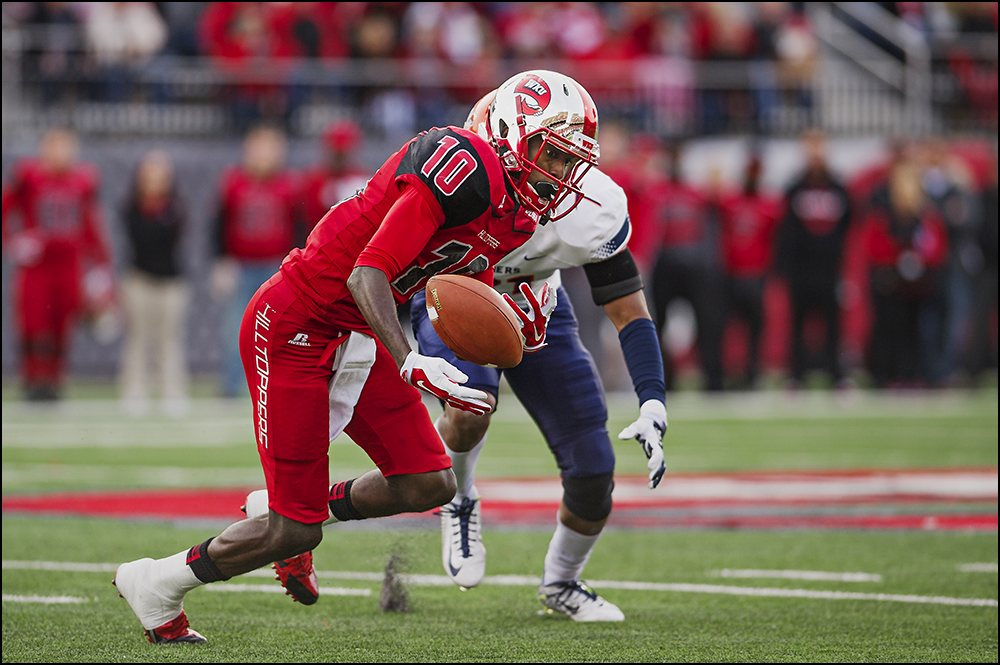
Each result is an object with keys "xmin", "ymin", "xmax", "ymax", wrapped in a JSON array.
[{"xmin": 396, "ymin": 127, "xmax": 503, "ymax": 228}]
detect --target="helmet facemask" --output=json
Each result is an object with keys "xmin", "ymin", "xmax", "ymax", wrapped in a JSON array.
[{"xmin": 484, "ymin": 71, "xmax": 601, "ymax": 224}]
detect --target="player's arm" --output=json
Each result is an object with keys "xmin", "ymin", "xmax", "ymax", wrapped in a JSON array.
[
  {"xmin": 350, "ymin": 184, "xmax": 490, "ymax": 415},
  {"xmin": 1, "ymin": 165, "xmax": 42, "ymax": 266},
  {"xmin": 1, "ymin": 180, "xmax": 21, "ymax": 244},
  {"xmin": 583, "ymin": 247, "xmax": 668, "ymax": 489},
  {"xmin": 210, "ymin": 175, "xmax": 239, "ymax": 300}
]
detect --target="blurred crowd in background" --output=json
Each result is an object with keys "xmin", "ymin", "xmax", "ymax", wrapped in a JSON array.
[
  {"xmin": 1, "ymin": 2, "xmax": 997, "ymax": 409},
  {"xmin": 4, "ymin": 2, "xmax": 997, "ymax": 135}
]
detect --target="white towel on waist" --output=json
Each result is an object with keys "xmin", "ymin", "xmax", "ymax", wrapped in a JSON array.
[{"xmin": 328, "ymin": 331, "xmax": 377, "ymax": 441}]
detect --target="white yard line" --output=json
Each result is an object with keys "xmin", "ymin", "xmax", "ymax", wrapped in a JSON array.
[
  {"xmin": 479, "ymin": 471, "xmax": 999, "ymax": 504},
  {"xmin": 583, "ymin": 581, "xmax": 998, "ymax": 607},
  {"xmin": 711, "ymin": 569, "xmax": 883, "ymax": 582},
  {"xmin": 2, "ymin": 464, "xmax": 265, "ymax": 487},
  {"xmin": 3, "ymin": 561, "xmax": 118, "ymax": 573},
  {"xmin": 2, "ymin": 594, "xmax": 89, "ymax": 604},
  {"xmin": 5, "ymin": 560, "xmax": 995, "ymax": 608},
  {"xmin": 957, "ymin": 563, "xmax": 998, "ymax": 573}
]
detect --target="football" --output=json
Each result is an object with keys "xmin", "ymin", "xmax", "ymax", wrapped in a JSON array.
[{"xmin": 425, "ymin": 274, "xmax": 523, "ymax": 368}]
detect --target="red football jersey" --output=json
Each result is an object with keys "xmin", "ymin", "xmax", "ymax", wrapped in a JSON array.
[
  {"xmin": 1, "ymin": 158, "xmax": 109, "ymax": 266},
  {"xmin": 720, "ymin": 191, "xmax": 784, "ymax": 277},
  {"xmin": 216, "ymin": 166, "xmax": 300, "ymax": 261},
  {"xmin": 641, "ymin": 178, "xmax": 711, "ymax": 249},
  {"xmin": 864, "ymin": 209, "xmax": 949, "ymax": 269},
  {"xmin": 280, "ymin": 126, "xmax": 535, "ymax": 333},
  {"xmin": 301, "ymin": 165, "xmax": 371, "ymax": 232}
]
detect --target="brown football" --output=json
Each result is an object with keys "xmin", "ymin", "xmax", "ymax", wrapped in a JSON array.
[{"xmin": 425, "ymin": 274, "xmax": 523, "ymax": 368}]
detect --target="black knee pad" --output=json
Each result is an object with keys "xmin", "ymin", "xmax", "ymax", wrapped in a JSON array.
[{"xmin": 561, "ymin": 472, "xmax": 614, "ymax": 522}]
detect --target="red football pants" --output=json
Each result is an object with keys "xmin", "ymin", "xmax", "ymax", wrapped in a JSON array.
[
  {"xmin": 239, "ymin": 273, "xmax": 451, "ymax": 524},
  {"xmin": 15, "ymin": 258, "xmax": 81, "ymax": 386}
]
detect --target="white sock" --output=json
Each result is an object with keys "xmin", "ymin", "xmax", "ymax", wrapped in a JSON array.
[
  {"xmin": 134, "ymin": 551, "xmax": 203, "ymax": 629},
  {"xmin": 436, "ymin": 417, "xmax": 485, "ymax": 502},
  {"xmin": 542, "ymin": 517, "xmax": 602, "ymax": 586}
]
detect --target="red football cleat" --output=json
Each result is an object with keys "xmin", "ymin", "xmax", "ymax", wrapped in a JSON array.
[
  {"xmin": 273, "ymin": 551, "xmax": 319, "ymax": 605},
  {"xmin": 145, "ymin": 611, "xmax": 207, "ymax": 644}
]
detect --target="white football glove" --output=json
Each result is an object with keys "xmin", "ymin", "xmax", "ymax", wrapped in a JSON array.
[
  {"xmin": 502, "ymin": 282, "xmax": 557, "ymax": 352},
  {"xmin": 9, "ymin": 231, "xmax": 44, "ymax": 266},
  {"xmin": 618, "ymin": 399, "xmax": 667, "ymax": 489},
  {"xmin": 400, "ymin": 351, "xmax": 492, "ymax": 416}
]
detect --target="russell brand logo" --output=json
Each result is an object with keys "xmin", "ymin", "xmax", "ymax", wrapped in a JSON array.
[{"xmin": 288, "ymin": 332, "xmax": 311, "ymax": 347}]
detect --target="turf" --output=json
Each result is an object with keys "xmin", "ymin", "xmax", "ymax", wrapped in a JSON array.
[
  {"xmin": 2, "ymin": 390, "xmax": 997, "ymax": 493},
  {"xmin": 2, "ymin": 389, "xmax": 997, "ymax": 662},
  {"xmin": 2, "ymin": 517, "xmax": 997, "ymax": 663}
]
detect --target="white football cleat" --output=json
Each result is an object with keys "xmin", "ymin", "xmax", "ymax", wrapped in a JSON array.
[
  {"xmin": 439, "ymin": 490, "xmax": 486, "ymax": 588},
  {"xmin": 537, "ymin": 580, "xmax": 625, "ymax": 622},
  {"xmin": 113, "ymin": 557, "xmax": 206, "ymax": 643}
]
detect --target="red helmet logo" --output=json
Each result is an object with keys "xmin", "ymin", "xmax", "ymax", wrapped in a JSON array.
[{"xmin": 513, "ymin": 74, "xmax": 551, "ymax": 117}]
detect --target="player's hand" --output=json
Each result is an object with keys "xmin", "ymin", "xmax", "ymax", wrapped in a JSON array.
[
  {"xmin": 9, "ymin": 232, "xmax": 43, "ymax": 266},
  {"xmin": 400, "ymin": 351, "xmax": 492, "ymax": 416},
  {"xmin": 502, "ymin": 282, "xmax": 556, "ymax": 353},
  {"xmin": 210, "ymin": 259, "xmax": 239, "ymax": 301},
  {"xmin": 618, "ymin": 399, "xmax": 667, "ymax": 489}
]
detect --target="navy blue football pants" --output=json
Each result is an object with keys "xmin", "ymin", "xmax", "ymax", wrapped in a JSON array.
[{"xmin": 411, "ymin": 286, "xmax": 615, "ymax": 479}]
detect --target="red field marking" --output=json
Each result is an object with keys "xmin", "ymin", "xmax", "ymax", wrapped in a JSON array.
[
  {"xmin": 1, "ymin": 488, "xmax": 249, "ymax": 521},
  {"xmin": 3, "ymin": 469, "xmax": 996, "ymax": 531}
]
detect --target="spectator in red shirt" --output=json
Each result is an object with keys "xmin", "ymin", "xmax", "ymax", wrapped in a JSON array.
[
  {"xmin": 720, "ymin": 152, "xmax": 783, "ymax": 388},
  {"xmin": 864, "ymin": 161, "xmax": 949, "ymax": 387},
  {"xmin": 1, "ymin": 128, "xmax": 113, "ymax": 400},
  {"xmin": 301, "ymin": 120, "xmax": 371, "ymax": 231},
  {"xmin": 199, "ymin": 2, "xmax": 301, "ymax": 131},
  {"xmin": 211, "ymin": 125, "xmax": 301, "ymax": 397}
]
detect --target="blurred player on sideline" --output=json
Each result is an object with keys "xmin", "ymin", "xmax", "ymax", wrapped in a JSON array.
[
  {"xmin": 210, "ymin": 125, "xmax": 301, "ymax": 397},
  {"xmin": 719, "ymin": 151, "xmax": 784, "ymax": 389},
  {"xmin": 408, "ymin": 91, "xmax": 667, "ymax": 622},
  {"xmin": 113, "ymin": 70, "xmax": 600, "ymax": 644},
  {"xmin": 776, "ymin": 129, "xmax": 851, "ymax": 388},
  {"xmin": 301, "ymin": 120, "xmax": 372, "ymax": 234},
  {"xmin": 1, "ymin": 128, "xmax": 113, "ymax": 401}
]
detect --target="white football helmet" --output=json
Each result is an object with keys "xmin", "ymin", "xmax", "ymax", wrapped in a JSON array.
[{"xmin": 473, "ymin": 70, "xmax": 599, "ymax": 222}]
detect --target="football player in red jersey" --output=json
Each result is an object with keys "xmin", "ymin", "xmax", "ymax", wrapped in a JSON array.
[
  {"xmin": 719, "ymin": 152, "xmax": 784, "ymax": 388},
  {"xmin": 210, "ymin": 125, "xmax": 302, "ymax": 397},
  {"xmin": 300, "ymin": 120, "xmax": 371, "ymax": 234},
  {"xmin": 1, "ymin": 128, "xmax": 112, "ymax": 401},
  {"xmin": 114, "ymin": 70, "xmax": 600, "ymax": 644},
  {"xmin": 643, "ymin": 140, "xmax": 727, "ymax": 392}
]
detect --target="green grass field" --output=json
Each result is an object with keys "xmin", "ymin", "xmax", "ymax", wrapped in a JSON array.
[{"xmin": 2, "ymin": 386, "xmax": 998, "ymax": 662}]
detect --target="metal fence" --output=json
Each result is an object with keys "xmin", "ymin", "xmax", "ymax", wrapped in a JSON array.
[{"xmin": 3, "ymin": 21, "xmax": 996, "ymax": 142}]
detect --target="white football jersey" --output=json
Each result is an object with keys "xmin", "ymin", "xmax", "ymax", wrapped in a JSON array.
[{"xmin": 494, "ymin": 167, "xmax": 631, "ymax": 306}]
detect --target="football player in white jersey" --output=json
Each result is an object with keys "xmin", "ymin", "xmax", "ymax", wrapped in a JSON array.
[{"xmin": 409, "ymin": 89, "xmax": 668, "ymax": 621}]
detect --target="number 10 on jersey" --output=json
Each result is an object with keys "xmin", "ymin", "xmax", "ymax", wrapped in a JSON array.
[{"xmin": 421, "ymin": 136, "xmax": 478, "ymax": 196}]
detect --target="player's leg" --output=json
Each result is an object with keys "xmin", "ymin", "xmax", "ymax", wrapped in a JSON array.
[
  {"xmin": 15, "ymin": 265, "xmax": 48, "ymax": 399},
  {"xmin": 410, "ymin": 289, "xmax": 501, "ymax": 586},
  {"xmin": 504, "ymin": 290, "xmax": 624, "ymax": 621},
  {"xmin": 732, "ymin": 276, "xmax": 765, "ymax": 388},
  {"xmin": 115, "ymin": 276, "xmax": 332, "ymax": 641},
  {"xmin": 159, "ymin": 278, "xmax": 190, "ymax": 414},
  {"xmin": 650, "ymin": 251, "xmax": 676, "ymax": 391},
  {"xmin": 43, "ymin": 260, "xmax": 82, "ymax": 399},
  {"xmin": 821, "ymin": 283, "xmax": 844, "ymax": 384},
  {"xmin": 789, "ymin": 285, "xmax": 809, "ymax": 385}
]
